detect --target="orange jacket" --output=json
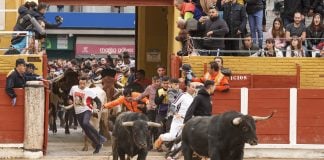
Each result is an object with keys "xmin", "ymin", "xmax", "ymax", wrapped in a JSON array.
[
  {"xmin": 193, "ymin": 71, "xmax": 230, "ymax": 92},
  {"xmin": 103, "ymin": 92, "xmax": 149, "ymax": 113}
]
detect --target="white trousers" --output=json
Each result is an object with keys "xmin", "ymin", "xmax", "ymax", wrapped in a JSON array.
[{"xmin": 160, "ymin": 117, "xmax": 183, "ymax": 141}]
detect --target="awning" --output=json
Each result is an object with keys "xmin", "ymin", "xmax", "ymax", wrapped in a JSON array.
[{"xmin": 40, "ymin": 0, "xmax": 173, "ymax": 6}]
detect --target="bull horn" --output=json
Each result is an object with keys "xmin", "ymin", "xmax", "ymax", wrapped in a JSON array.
[
  {"xmin": 52, "ymin": 74, "xmax": 64, "ymax": 83},
  {"xmin": 59, "ymin": 88, "xmax": 63, "ymax": 93},
  {"xmin": 252, "ymin": 111, "xmax": 275, "ymax": 122},
  {"xmin": 232, "ymin": 117, "xmax": 242, "ymax": 125},
  {"xmin": 147, "ymin": 122, "xmax": 162, "ymax": 127},
  {"xmin": 122, "ymin": 121, "xmax": 134, "ymax": 127}
]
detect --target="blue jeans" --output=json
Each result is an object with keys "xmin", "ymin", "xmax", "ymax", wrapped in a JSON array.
[{"xmin": 248, "ymin": 10, "xmax": 263, "ymax": 48}]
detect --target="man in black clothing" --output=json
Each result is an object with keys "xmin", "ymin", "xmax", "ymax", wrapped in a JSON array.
[
  {"xmin": 282, "ymin": 0, "xmax": 310, "ymax": 26},
  {"xmin": 183, "ymin": 80, "xmax": 215, "ymax": 123},
  {"xmin": 198, "ymin": 6, "xmax": 229, "ymax": 56},
  {"xmin": 5, "ymin": 59, "xmax": 39, "ymax": 106},
  {"xmin": 223, "ymin": 0, "xmax": 247, "ymax": 55}
]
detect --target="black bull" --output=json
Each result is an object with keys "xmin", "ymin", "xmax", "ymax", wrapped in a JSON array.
[
  {"xmin": 112, "ymin": 112, "xmax": 161, "ymax": 160},
  {"xmin": 182, "ymin": 111, "xmax": 274, "ymax": 160},
  {"xmin": 50, "ymin": 69, "xmax": 79, "ymax": 134}
]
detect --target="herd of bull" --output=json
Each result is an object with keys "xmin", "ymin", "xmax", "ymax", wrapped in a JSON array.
[{"xmin": 48, "ymin": 68, "xmax": 274, "ymax": 160}]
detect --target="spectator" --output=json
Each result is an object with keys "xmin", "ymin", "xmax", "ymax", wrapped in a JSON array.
[
  {"xmin": 306, "ymin": 13, "xmax": 324, "ymax": 57},
  {"xmin": 133, "ymin": 76, "xmax": 161, "ymax": 140},
  {"xmin": 258, "ymin": 38, "xmax": 284, "ymax": 57},
  {"xmin": 282, "ymin": 0, "xmax": 310, "ymax": 26},
  {"xmin": 99, "ymin": 58, "xmax": 107, "ymax": 68},
  {"xmin": 214, "ymin": 56, "xmax": 232, "ymax": 77},
  {"xmin": 266, "ymin": 18, "xmax": 286, "ymax": 50},
  {"xmin": 198, "ymin": 6, "xmax": 229, "ymax": 56},
  {"xmin": 309, "ymin": 0, "xmax": 324, "ymax": 16},
  {"xmin": 246, "ymin": 0, "xmax": 264, "ymax": 48},
  {"xmin": 34, "ymin": 2, "xmax": 63, "ymax": 29},
  {"xmin": 285, "ymin": 12, "xmax": 307, "ymax": 43},
  {"xmin": 174, "ymin": 0, "xmax": 195, "ymax": 20},
  {"xmin": 286, "ymin": 36, "xmax": 305, "ymax": 57},
  {"xmin": 239, "ymin": 33, "xmax": 260, "ymax": 56},
  {"xmin": 180, "ymin": 64, "xmax": 196, "ymax": 87},
  {"xmin": 122, "ymin": 52, "xmax": 135, "ymax": 68},
  {"xmin": 133, "ymin": 69, "xmax": 151, "ymax": 89},
  {"xmin": 154, "ymin": 76, "xmax": 170, "ymax": 138},
  {"xmin": 192, "ymin": 61, "xmax": 229, "ymax": 92},
  {"xmin": 223, "ymin": 0, "xmax": 247, "ymax": 55},
  {"xmin": 156, "ymin": 65, "xmax": 167, "ymax": 80}
]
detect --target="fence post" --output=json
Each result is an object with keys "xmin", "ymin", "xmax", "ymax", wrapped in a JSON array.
[{"xmin": 23, "ymin": 81, "xmax": 45, "ymax": 159}]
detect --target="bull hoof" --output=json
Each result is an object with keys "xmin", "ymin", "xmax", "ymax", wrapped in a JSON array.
[
  {"xmin": 82, "ymin": 146, "xmax": 88, "ymax": 151},
  {"xmin": 65, "ymin": 129, "xmax": 70, "ymax": 134}
]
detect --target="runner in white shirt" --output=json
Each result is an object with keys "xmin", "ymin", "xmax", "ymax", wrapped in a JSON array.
[
  {"xmin": 154, "ymin": 82, "xmax": 198, "ymax": 149},
  {"xmin": 68, "ymin": 76, "xmax": 106, "ymax": 154}
]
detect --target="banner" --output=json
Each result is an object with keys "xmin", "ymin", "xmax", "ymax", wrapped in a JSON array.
[{"xmin": 76, "ymin": 44, "xmax": 135, "ymax": 55}]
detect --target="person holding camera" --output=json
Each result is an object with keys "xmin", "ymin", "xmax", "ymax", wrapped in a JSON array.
[{"xmin": 34, "ymin": 2, "xmax": 63, "ymax": 29}]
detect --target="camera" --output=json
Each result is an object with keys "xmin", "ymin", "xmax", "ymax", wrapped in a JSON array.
[{"xmin": 55, "ymin": 16, "xmax": 63, "ymax": 23}]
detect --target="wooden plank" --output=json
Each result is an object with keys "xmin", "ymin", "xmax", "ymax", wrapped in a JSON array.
[
  {"xmin": 298, "ymin": 89, "xmax": 324, "ymax": 99},
  {"xmin": 249, "ymin": 89, "xmax": 290, "ymax": 99},
  {"xmin": 257, "ymin": 135, "xmax": 289, "ymax": 144},
  {"xmin": 212, "ymin": 100, "xmax": 241, "ymax": 115},
  {"xmin": 252, "ymin": 75, "xmax": 297, "ymax": 88},
  {"xmin": 0, "ymin": 131, "xmax": 24, "ymax": 143},
  {"xmin": 213, "ymin": 89, "xmax": 241, "ymax": 99},
  {"xmin": 297, "ymin": 127, "xmax": 324, "ymax": 144}
]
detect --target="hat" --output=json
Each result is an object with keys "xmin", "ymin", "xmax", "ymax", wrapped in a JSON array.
[
  {"xmin": 15, "ymin": 58, "xmax": 26, "ymax": 67},
  {"xmin": 180, "ymin": 64, "xmax": 191, "ymax": 71}
]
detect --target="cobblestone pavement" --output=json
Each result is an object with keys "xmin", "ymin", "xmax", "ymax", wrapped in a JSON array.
[{"xmin": 38, "ymin": 127, "xmax": 311, "ymax": 160}]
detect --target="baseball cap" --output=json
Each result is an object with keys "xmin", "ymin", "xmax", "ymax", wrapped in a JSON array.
[{"xmin": 180, "ymin": 64, "xmax": 191, "ymax": 71}]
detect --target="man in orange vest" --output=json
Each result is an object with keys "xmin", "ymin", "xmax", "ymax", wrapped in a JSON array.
[{"xmin": 193, "ymin": 61, "xmax": 229, "ymax": 92}]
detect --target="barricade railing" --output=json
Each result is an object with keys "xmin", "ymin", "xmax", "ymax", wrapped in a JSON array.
[{"xmin": 0, "ymin": 31, "xmax": 33, "ymax": 52}]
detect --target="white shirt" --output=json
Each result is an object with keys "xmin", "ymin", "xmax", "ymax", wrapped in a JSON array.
[
  {"xmin": 69, "ymin": 85, "xmax": 96, "ymax": 114},
  {"xmin": 171, "ymin": 92, "xmax": 194, "ymax": 118}
]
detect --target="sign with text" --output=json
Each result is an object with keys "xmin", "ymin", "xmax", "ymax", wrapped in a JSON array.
[
  {"xmin": 229, "ymin": 74, "xmax": 252, "ymax": 88},
  {"xmin": 76, "ymin": 44, "xmax": 135, "ymax": 55}
]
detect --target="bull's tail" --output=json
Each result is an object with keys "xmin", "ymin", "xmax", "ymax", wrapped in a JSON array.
[{"xmin": 173, "ymin": 134, "xmax": 182, "ymax": 144}]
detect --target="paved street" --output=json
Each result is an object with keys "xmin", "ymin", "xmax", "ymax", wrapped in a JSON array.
[{"xmin": 41, "ymin": 127, "xmax": 311, "ymax": 160}]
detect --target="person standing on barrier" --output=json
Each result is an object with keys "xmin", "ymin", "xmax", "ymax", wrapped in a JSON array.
[
  {"xmin": 68, "ymin": 76, "xmax": 106, "ymax": 154},
  {"xmin": 198, "ymin": 6, "xmax": 229, "ymax": 56},
  {"xmin": 6, "ymin": 59, "xmax": 41, "ymax": 106},
  {"xmin": 223, "ymin": 0, "xmax": 247, "ymax": 55}
]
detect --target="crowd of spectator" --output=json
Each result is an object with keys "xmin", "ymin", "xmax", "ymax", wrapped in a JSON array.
[{"xmin": 175, "ymin": 0, "xmax": 324, "ymax": 57}]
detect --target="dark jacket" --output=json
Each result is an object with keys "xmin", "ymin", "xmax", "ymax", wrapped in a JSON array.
[
  {"xmin": 306, "ymin": 26, "xmax": 324, "ymax": 49},
  {"xmin": 184, "ymin": 88, "xmax": 212, "ymax": 123},
  {"xmin": 245, "ymin": 0, "xmax": 264, "ymax": 14},
  {"xmin": 198, "ymin": 17, "xmax": 229, "ymax": 49},
  {"xmin": 238, "ymin": 44, "xmax": 260, "ymax": 56},
  {"xmin": 6, "ymin": 69, "xmax": 26, "ymax": 98},
  {"xmin": 6, "ymin": 69, "xmax": 38, "ymax": 98},
  {"xmin": 34, "ymin": 11, "xmax": 62, "ymax": 29},
  {"xmin": 223, "ymin": 2, "xmax": 247, "ymax": 36},
  {"xmin": 283, "ymin": 0, "xmax": 310, "ymax": 21}
]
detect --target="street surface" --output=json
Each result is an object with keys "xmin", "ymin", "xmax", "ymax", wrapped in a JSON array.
[{"xmin": 39, "ymin": 127, "xmax": 314, "ymax": 160}]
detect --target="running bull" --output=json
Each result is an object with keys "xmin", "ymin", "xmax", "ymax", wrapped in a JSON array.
[
  {"xmin": 182, "ymin": 111, "xmax": 274, "ymax": 160},
  {"xmin": 112, "ymin": 112, "xmax": 161, "ymax": 160}
]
